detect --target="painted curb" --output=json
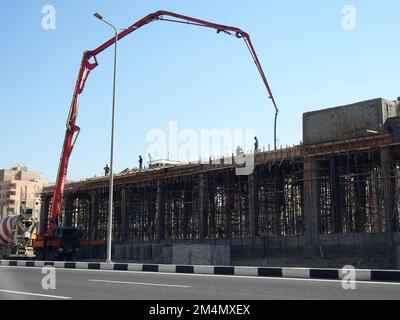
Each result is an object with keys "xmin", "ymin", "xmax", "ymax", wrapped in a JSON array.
[{"xmin": 1, "ymin": 260, "xmax": 399, "ymax": 282}]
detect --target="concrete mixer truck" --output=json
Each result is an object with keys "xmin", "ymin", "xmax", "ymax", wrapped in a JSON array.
[{"xmin": 0, "ymin": 209, "xmax": 37, "ymax": 259}]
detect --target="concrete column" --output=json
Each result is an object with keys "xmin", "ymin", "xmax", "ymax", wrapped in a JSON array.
[
  {"xmin": 199, "ymin": 174, "xmax": 208, "ymax": 240},
  {"xmin": 155, "ymin": 181, "xmax": 165, "ymax": 241},
  {"xmin": 248, "ymin": 174, "xmax": 256, "ymax": 239},
  {"xmin": 381, "ymin": 147, "xmax": 394, "ymax": 244},
  {"xmin": 303, "ymin": 157, "xmax": 320, "ymax": 250}
]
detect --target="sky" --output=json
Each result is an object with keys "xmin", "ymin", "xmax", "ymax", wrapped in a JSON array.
[{"xmin": 1, "ymin": 1, "xmax": 400, "ymax": 182}]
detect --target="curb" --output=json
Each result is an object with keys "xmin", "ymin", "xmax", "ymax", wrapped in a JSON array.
[{"xmin": 1, "ymin": 260, "xmax": 400, "ymax": 282}]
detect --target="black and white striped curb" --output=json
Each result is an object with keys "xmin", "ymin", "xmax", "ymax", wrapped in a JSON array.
[{"xmin": 1, "ymin": 260, "xmax": 400, "ymax": 282}]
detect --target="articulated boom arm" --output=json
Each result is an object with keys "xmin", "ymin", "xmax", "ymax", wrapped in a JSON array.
[{"xmin": 48, "ymin": 10, "xmax": 278, "ymax": 234}]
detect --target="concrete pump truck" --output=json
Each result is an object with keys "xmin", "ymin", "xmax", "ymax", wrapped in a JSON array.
[{"xmin": 7, "ymin": 10, "xmax": 278, "ymax": 260}]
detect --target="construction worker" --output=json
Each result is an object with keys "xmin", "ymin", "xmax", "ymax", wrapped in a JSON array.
[
  {"xmin": 254, "ymin": 137, "xmax": 259, "ymax": 153},
  {"xmin": 104, "ymin": 164, "xmax": 110, "ymax": 176},
  {"xmin": 138, "ymin": 155, "xmax": 143, "ymax": 171}
]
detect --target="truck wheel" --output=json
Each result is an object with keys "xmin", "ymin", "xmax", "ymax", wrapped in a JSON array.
[{"xmin": 46, "ymin": 250, "xmax": 55, "ymax": 261}]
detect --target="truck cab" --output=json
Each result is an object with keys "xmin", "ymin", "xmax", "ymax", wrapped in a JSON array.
[
  {"xmin": 34, "ymin": 226, "xmax": 82, "ymax": 261},
  {"xmin": 53, "ymin": 227, "xmax": 81, "ymax": 260}
]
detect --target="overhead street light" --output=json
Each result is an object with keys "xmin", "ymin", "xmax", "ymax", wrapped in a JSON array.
[
  {"xmin": 93, "ymin": 13, "xmax": 103, "ymax": 20},
  {"xmin": 94, "ymin": 12, "xmax": 118, "ymax": 264}
]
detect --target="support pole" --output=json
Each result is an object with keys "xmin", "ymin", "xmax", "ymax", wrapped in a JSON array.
[
  {"xmin": 381, "ymin": 147, "xmax": 394, "ymax": 244},
  {"xmin": 89, "ymin": 191, "xmax": 98, "ymax": 241},
  {"xmin": 120, "ymin": 188, "xmax": 127, "ymax": 243},
  {"xmin": 199, "ymin": 174, "xmax": 208, "ymax": 240},
  {"xmin": 248, "ymin": 174, "xmax": 256, "ymax": 239},
  {"xmin": 303, "ymin": 157, "xmax": 320, "ymax": 252},
  {"xmin": 155, "ymin": 181, "xmax": 165, "ymax": 241}
]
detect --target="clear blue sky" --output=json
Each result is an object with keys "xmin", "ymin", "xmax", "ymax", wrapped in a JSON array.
[{"xmin": 1, "ymin": 1, "xmax": 399, "ymax": 182}]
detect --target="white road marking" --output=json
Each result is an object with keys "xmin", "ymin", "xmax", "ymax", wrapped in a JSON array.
[
  {"xmin": 0, "ymin": 288, "xmax": 70, "ymax": 299},
  {"xmin": 1, "ymin": 265, "xmax": 400, "ymax": 286},
  {"xmin": 88, "ymin": 279, "xmax": 191, "ymax": 288}
]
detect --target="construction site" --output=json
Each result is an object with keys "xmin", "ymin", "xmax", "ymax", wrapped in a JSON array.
[
  {"xmin": 5, "ymin": 3, "xmax": 400, "ymax": 303},
  {"xmin": 40, "ymin": 97, "xmax": 400, "ymax": 269},
  {"xmin": 0, "ymin": 10, "xmax": 396, "ymax": 270}
]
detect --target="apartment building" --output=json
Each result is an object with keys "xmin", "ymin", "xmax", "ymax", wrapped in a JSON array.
[{"xmin": 0, "ymin": 165, "xmax": 48, "ymax": 219}]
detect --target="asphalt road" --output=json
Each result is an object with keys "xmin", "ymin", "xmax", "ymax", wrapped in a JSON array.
[{"xmin": 0, "ymin": 266, "xmax": 400, "ymax": 300}]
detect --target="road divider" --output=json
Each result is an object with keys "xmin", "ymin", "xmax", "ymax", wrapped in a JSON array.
[{"xmin": 1, "ymin": 259, "xmax": 400, "ymax": 282}]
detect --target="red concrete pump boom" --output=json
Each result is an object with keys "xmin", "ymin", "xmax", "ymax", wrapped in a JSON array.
[{"xmin": 48, "ymin": 10, "xmax": 279, "ymax": 235}]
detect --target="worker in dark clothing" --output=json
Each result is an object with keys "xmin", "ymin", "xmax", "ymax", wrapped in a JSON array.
[
  {"xmin": 138, "ymin": 155, "xmax": 143, "ymax": 171},
  {"xmin": 254, "ymin": 137, "xmax": 259, "ymax": 153},
  {"xmin": 104, "ymin": 164, "xmax": 110, "ymax": 176}
]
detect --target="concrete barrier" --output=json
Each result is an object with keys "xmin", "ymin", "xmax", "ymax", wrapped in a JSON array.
[{"xmin": 2, "ymin": 259, "xmax": 400, "ymax": 282}]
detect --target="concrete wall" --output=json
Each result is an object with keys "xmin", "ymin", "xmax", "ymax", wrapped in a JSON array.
[
  {"xmin": 80, "ymin": 234, "xmax": 399, "ymax": 268},
  {"xmin": 109, "ymin": 243, "xmax": 230, "ymax": 265},
  {"xmin": 172, "ymin": 244, "xmax": 230, "ymax": 266},
  {"xmin": 303, "ymin": 98, "xmax": 398, "ymax": 145},
  {"xmin": 319, "ymin": 233, "xmax": 392, "ymax": 246},
  {"xmin": 113, "ymin": 243, "xmax": 164, "ymax": 263}
]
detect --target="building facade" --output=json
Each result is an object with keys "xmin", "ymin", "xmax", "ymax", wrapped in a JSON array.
[{"xmin": 0, "ymin": 165, "xmax": 47, "ymax": 219}]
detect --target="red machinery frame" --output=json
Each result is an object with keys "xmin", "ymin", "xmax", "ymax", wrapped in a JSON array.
[{"xmin": 47, "ymin": 10, "xmax": 279, "ymax": 235}]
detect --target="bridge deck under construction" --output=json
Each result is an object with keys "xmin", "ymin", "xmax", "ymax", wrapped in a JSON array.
[{"xmin": 41, "ymin": 133, "xmax": 400, "ymax": 256}]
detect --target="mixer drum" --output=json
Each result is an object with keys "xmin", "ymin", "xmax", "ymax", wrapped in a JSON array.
[{"xmin": 0, "ymin": 216, "xmax": 15, "ymax": 245}]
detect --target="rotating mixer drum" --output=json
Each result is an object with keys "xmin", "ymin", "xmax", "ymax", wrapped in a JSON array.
[{"xmin": 0, "ymin": 215, "xmax": 16, "ymax": 245}]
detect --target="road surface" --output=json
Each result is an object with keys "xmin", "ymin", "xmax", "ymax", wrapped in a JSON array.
[{"xmin": 0, "ymin": 266, "xmax": 399, "ymax": 300}]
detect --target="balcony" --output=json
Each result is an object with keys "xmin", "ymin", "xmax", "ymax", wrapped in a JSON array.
[
  {"xmin": 6, "ymin": 191, "xmax": 16, "ymax": 197},
  {"xmin": 6, "ymin": 184, "xmax": 16, "ymax": 191},
  {"xmin": 6, "ymin": 199, "xmax": 15, "ymax": 206}
]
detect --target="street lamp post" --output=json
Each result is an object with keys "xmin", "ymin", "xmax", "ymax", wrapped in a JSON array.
[{"xmin": 94, "ymin": 12, "xmax": 118, "ymax": 263}]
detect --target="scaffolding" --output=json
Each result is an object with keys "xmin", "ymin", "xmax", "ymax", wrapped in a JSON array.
[{"xmin": 41, "ymin": 133, "xmax": 400, "ymax": 254}]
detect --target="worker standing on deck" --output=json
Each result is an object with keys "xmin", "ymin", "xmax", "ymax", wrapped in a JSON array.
[
  {"xmin": 254, "ymin": 137, "xmax": 259, "ymax": 153},
  {"xmin": 104, "ymin": 164, "xmax": 110, "ymax": 176},
  {"xmin": 138, "ymin": 155, "xmax": 143, "ymax": 171}
]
